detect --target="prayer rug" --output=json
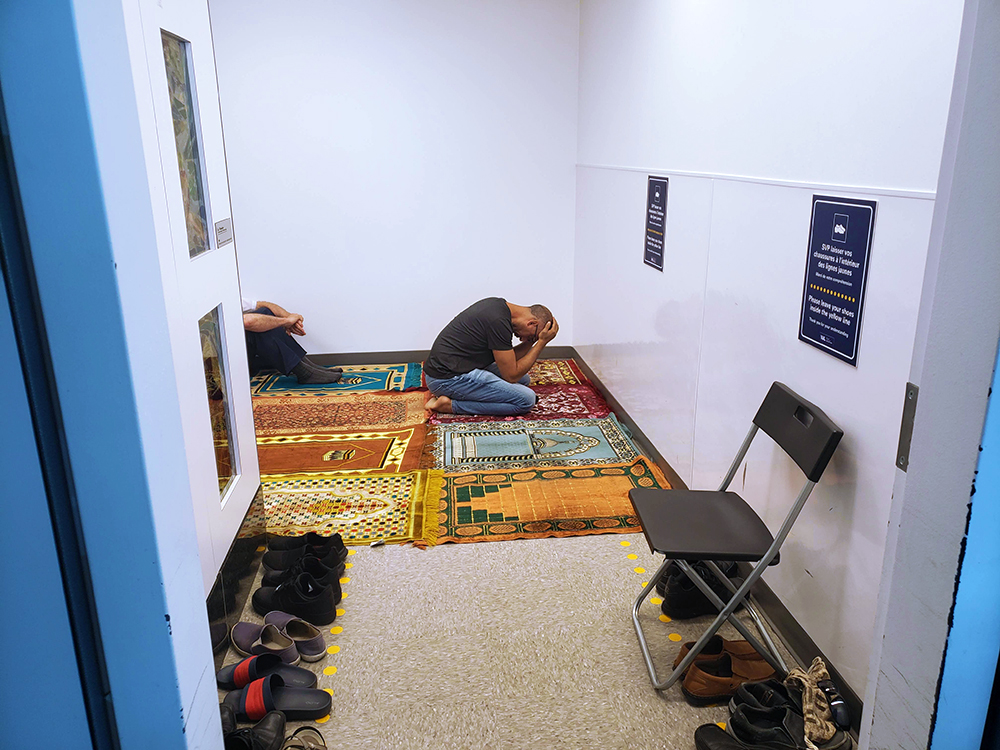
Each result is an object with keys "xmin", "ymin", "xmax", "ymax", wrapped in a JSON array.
[
  {"xmin": 251, "ymin": 363, "xmax": 423, "ymax": 396},
  {"xmin": 257, "ymin": 426, "xmax": 426, "ymax": 476},
  {"xmin": 434, "ymin": 458, "xmax": 669, "ymax": 544},
  {"xmin": 428, "ymin": 383, "xmax": 611, "ymax": 424},
  {"xmin": 528, "ymin": 359, "xmax": 589, "ymax": 385},
  {"xmin": 423, "ymin": 416, "xmax": 640, "ymax": 473},
  {"xmin": 253, "ymin": 391, "xmax": 428, "ymax": 435},
  {"xmin": 262, "ymin": 470, "xmax": 444, "ymax": 545}
]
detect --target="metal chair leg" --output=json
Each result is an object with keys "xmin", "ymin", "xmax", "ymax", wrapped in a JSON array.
[
  {"xmin": 677, "ymin": 561, "xmax": 785, "ymax": 675},
  {"xmin": 703, "ymin": 561, "xmax": 787, "ymax": 674}
]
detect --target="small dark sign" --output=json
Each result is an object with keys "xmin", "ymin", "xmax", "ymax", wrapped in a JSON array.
[
  {"xmin": 799, "ymin": 195, "xmax": 877, "ymax": 366},
  {"xmin": 643, "ymin": 177, "xmax": 668, "ymax": 271}
]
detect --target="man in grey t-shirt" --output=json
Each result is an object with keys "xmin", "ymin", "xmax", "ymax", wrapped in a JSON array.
[{"xmin": 423, "ymin": 297, "xmax": 558, "ymax": 416}]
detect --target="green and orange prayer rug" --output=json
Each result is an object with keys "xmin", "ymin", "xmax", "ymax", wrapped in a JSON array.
[
  {"xmin": 434, "ymin": 457, "xmax": 668, "ymax": 544},
  {"xmin": 262, "ymin": 470, "xmax": 444, "ymax": 546}
]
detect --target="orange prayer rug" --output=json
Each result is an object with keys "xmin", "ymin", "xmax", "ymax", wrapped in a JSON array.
[
  {"xmin": 262, "ymin": 470, "xmax": 443, "ymax": 545},
  {"xmin": 434, "ymin": 457, "xmax": 669, "ymax": 544},
  {"xmin": 253, "ymin": 391, "xmax": 428, "ymax": 435},
  {"xmin": 527, "ymin": 358, "xmax": 589, "ymax": 385},
  {"xmin": 257, "ymin": 426, "xmax": 426, "ymax": 476}
]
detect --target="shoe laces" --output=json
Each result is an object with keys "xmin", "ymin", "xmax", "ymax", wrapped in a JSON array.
[{"xmin": 225, "ymin": 728, "xmax": 267, "ymax": 750}]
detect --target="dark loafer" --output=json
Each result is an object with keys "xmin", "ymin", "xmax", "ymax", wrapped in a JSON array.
[
  {"xmin": 262, "ymin": 546, "xmax": 346, "ymax": 574},
  {"xmin": 223, "ymin": 710, "xmax": 286, "ymax": 750}
]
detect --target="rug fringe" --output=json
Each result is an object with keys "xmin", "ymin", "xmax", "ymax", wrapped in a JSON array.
[{"xmin": 419, "ymin": 469, "xmax": 444, "ymax": 547}]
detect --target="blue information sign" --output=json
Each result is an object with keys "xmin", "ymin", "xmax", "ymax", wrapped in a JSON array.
[
  {"xmin": 798, "ymin": 195, "xmax": 876, "ymax": 366},
  {"xmin": 643, "ymin": 177, "xmax": 668, "ymax": 271}
]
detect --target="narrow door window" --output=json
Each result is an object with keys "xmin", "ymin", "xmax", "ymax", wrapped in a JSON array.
[
  {"xmin": 162, "ymin": 31, "xmax": 211, "ymax": 258},
  {"xmin": 199, "ymin": 306, "xmax": 238, "ymax": 497}
]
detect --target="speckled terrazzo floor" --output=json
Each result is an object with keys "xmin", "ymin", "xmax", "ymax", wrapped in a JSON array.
[{"xmin": 221, "ymin": 533, "xmax": 795, "ymax": 750}]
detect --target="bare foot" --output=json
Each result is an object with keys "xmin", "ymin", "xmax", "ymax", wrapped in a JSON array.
[{"xmin": 424, "ymin": 395, "xmax": 454, "ymax": 414}]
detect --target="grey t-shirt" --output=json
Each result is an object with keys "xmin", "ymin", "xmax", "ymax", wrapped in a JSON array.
[{"xmin": 424, "ymin": 297, "xmax": 513, "ymax": 379}]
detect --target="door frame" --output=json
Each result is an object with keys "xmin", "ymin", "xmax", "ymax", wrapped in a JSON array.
[{"xmin": 0, "ymin": 0, "xmax": 224, "ymax": 747}]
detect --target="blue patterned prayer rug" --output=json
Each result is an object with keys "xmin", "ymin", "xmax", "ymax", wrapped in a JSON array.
[
  {"xmin": 251, "ymin": 363, "xmax": 423, "ymax": 396},
  {"xmin": 425, "ymin": 416, "xmax": 641, "ymax": 473}
]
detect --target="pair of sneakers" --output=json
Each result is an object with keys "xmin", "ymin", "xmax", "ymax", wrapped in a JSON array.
[
  {"xmin": 253, "ymin": 534, "xmax": 348, "ymax": 626},
  {"xmin": 232, "ymin": 611, "xmax": 327, "ymax": 663},
  {"xmin": 656, "ymin": 560, "xmax": 742, "ymax": 619}
]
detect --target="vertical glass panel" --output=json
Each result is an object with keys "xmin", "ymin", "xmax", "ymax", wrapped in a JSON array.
[
  {"xmin": 199, "ymin": 306, "xmax": 237, "ymax": 498},
  {"xmin": 162, "ymin": 31, "xmax": 210, "ymax": 258}
]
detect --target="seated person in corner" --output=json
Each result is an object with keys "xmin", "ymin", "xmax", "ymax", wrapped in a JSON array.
[
  {"xmin": 423, "ymin": 297, "xmax": 558, "ymax": 416},
  {"xmin": 242, "ymin": 297, "xmax": 342, "ymax": 384}
]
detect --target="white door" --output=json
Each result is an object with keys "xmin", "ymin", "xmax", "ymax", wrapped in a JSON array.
[{"xmin": 129, "ymin": 0, "xmax": 260, "ymax": 593}]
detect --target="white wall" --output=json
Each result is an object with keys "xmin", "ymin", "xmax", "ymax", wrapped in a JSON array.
[
  {"xmin": 575, "ymin": 0, "xmax": 964, "ymax": 697},
  {"xmin": 210, "ymin": 0, "xmax": 580, "ymax": 354}
]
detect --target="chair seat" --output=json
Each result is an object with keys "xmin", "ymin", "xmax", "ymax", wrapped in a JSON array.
[{"xmin": 629, "ymin": 488, "xmax": 775, "ymax": 561}]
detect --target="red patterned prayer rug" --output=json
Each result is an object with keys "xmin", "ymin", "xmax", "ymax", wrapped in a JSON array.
[
  {"xmin": 427, "ymin": 383, "xmax": 611, "ymax": 424},
  {"xmin": 253, "ymin": 391, "xmax": 428, "ymax": 435}
]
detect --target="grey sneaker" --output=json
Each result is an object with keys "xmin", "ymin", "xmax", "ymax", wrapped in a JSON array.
[
  {"xmin": 264, "ymin": 611, "xmax": 327, "ymax": 662},
  {"xmin": 231, "ymin": 622, "xmax": 300, "ymax": 665}
]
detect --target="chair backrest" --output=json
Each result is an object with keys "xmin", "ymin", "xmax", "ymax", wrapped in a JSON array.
[{"xmin": 752, "ymin": 382, "xmax": 843, "ymax": 483}]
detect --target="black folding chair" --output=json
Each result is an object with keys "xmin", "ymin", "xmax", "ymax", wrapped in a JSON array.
[{"xmin": 628, "ymin": 382, "xmax": 843, "ymax": 690}]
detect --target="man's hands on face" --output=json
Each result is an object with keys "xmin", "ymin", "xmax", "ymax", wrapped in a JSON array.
[{"xmin": 538, "ymin": 318, "xmax": 559, "ymax": 345}]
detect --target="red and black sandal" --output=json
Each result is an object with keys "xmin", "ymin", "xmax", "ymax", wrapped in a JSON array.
[
  {"xmin": 223, "ymin": 674, "xmax": 331, "ymax": 722},
  {"xmin": 216, "ymin": 653, "xmax": 317, "ymax": 690}
]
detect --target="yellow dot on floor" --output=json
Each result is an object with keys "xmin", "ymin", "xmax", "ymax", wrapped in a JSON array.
[
  {"xmin": 626, "ymin": 554, "xmax": 638, "ymax": 560},
  {"xmin": 342, "ymin": 592, "xmax": 349, "ymax": 599},
  {"xmin": 347, "ymin": 549, "xmax": 357, "ymax": 555},
  {"xmin": 256, "ymin": 546, "xmax": 266, "ymax": 552},
  {"xmin": 641, "ymin": 581, "xmax": 649, "ymax": 587},
  {"xmin": 340, "ymin": 577, "xmax": 350, "ymax": 584},
  {"xmin": 324, "ymin": 688, "xmax": 334, "ymax": 696},
  {"xmin": 717, "ymin": 722, "xmax": 726, "ymax": 730},
  {"xmin": 315, "ymin": 715, "xmax": 330, "ymax": 724},
  {"xmin": 336, "ymin": 608, "xmax": 346, "ymax": 616},
  {"xmin": 620, "ymin": 541, "xmax": 631, "ymax": 547},
  {"xmin": 323, "ymin": 666, "xmax": 338, "ymax": 676},
  {"xmin": 651, "ymin": 597, "xmax": 662, "ymax": 605},
  {"xmin": 330, "ymin": 626, "xmax": 343, "ymax": 635},
  {"xmin": 633, "ymin": 567, "xmax": 646, "ymax": 574},
  {"xmin": 345, "ymin": 562, "xmax": 354, "ymax": 569},
  {"xmin": 669, "ymin": 633, "xmax": 683, "ymax": 642},
  {"xmin": 327, "ymin": 645, "xmax": 341, "ymax": 655},
  {"xmin": 659, "ymin": 614, "xmax": 671, "ymax": 623}
]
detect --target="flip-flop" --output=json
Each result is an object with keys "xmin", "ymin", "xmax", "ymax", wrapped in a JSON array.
[
  {"xmin": 223, "ymin": 674, "xmax": 332, "ymax": 722},
  {"xmin": 290, "ymin": 727, "xmax": 326, "ymax": 749},
  {"xmin": 216, "ymin": 653, "xmax": 317, "ymax": 690}
]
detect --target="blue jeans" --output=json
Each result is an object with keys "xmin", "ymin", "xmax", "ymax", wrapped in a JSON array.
[{"xmin": 425, "ymin": 363, "xmax": 535, "ymax": 416}]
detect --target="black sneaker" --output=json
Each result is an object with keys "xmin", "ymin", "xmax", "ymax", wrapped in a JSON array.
[
  {"xmin": 262, "ymin": 545, "xmax": 346, "ymax": 574},
  {"xmin": 261, "ymin": 555, "xmax": 344, "ymax": 601},
  {"xmin": 267, "ymin": 531, "xmax": 346, "ymax": 555},
  {"xmin": 660, "ymin": 561, "xmax": 742, "ymax": 619},
  {"xmin": 252, "ymin": 572, "xmax": 339, "ymax": 626},
  {"xmin": 728, "ymin": 678, "xmax": 803, "ymax": 717}
]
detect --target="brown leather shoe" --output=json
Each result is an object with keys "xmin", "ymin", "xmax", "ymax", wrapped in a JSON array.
[
  {"xmin": 673, "ymin": 635, "xmax": 767, "ymax": 670},
  {"xmin": 681, "ymin": 652, "xmax": 777, "ymax": 706}
]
